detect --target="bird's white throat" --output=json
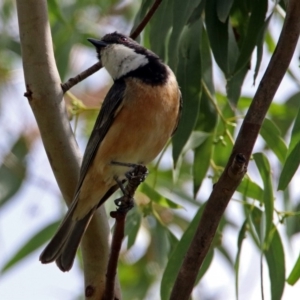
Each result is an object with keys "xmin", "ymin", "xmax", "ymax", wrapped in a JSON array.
[{"xmin": 100, "ymin": 44, "xmax": 149, "ymax": 80}]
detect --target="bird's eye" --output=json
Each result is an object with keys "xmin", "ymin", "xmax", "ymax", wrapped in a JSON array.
[{"xmin": 120, "ymin": 37, "xmax": 127, "ymax": 42}]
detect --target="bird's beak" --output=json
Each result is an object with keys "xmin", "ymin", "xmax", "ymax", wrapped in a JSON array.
[{"xmin": 87, "ymin": 38, "xmax": 108, "ymax": 48}]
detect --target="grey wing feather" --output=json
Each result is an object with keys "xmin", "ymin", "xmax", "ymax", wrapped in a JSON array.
[
  {"xmin": 39, "ymin": 80, "xmax": 126, "ymax": 269},
  {"xmin": 76, "ymin": 80, "xmax": 127, "ymax": 193}
]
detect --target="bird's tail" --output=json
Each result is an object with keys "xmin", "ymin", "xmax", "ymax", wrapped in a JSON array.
[{"xmin": 39, "ymin": 197, "xmax": 96, "ymax": 272}]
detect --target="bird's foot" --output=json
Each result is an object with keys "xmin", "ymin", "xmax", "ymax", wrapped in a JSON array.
[{"xmin": 111, "ymin": 161, "xmax": 149, "ymax": 211}]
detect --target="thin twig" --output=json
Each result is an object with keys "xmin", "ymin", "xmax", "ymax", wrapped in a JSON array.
[
  {"xmin": 103, "ymin": 165, "xmax": 148, "ymax": 300},
  {"xmin": 130, "ymin": 0, "xmax": 163, "ymax": 39},
  {"xmin": 61, "ymin": 0, "xmax": 163, "ymax": 93},
  {"xmin": 62, "ymin": 61, "xmax": 102, "ymax": 93},
  {"xmin": 103, "ymin": 211, "xmax": 126, "ymax": 300},
  {"xmin": 169, "ymin": 0, "xmax": 300, "ymax": 299}
]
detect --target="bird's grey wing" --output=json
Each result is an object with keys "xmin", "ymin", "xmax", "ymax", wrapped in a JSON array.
[
  {"xmin": 75, "ymin": 80, "xmax": 126, "ymax": 194},
  {"xmin": 39, "ymin": 80, "xmax": 126, "ymax": 265}
]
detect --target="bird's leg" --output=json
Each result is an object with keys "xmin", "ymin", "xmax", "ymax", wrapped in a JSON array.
[{"xmin": 113, "ymin": 175, "xmax": 127, "ymax": 195}]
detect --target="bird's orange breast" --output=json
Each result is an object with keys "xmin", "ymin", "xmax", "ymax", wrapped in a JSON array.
[{"xmin": 75, "ymin": 71, "xmax": 180, "ymax": 219}]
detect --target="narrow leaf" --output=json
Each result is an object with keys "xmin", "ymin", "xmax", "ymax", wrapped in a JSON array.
[
  {"xmin": 226, "ymin": 66, "xmax": 248, "ymax": 106},
  {"xmin": 168, "ymin": 0, "xmax": 203, "ymax": 70},
  {"xmin": 260, "ymin": 118, "xmax": 287, "ymax": 164},
  {"xmin": 0, "ymin": 136, "xmax": 28, "ymax": 207},
  {"xmin": 149, "ymin": 0, "xmax": 173, "ymax": 59},
  {"xmin": 287, "ymin": 253, "xmax": 300, "ymax": 285},
  {"xmin": 140, "ymin": 183, "xmax": 182, "ymax": 209},
  {"xmin": 264, "ymin": 226, "xmax": 285, "ymax": 300},
  {"xmin": 253, "ymin": 14, "xmax": 273, "ymax": 84},
  {"xmin": 233, "ymin": 0, "xmax": 268, "ymax": 74},
  {"xmin": 172, "ymin": 20, "xmax": 202, "ymax": 165},
  {"xmin": 193, "ymin": 135, "xmax": 213, "ymax": 197},
  {"xmin": 237, "ymin": 177, "xmax": 263, "ymax": 202},
  {"xmin": 253, "ymin": 153, "xmax": 274, "ymax": 246},
  {"xmin": 278, "ymin": 104, "xmax": 300, "ymax": 190},
  {"xmin": 205, "ymin": 0, "xmax": 229, "ymax": 75},
  {"xmin": 2, "ymin": 221, "xmax": 61, "ymax": 273},
  {"xmin": 125, "ymin": 208, "xmax": 142, "ymax": 249},
  {"xmin": 235, "ymin": 221, "xmax": 248, "ymax": 300},
  {"xmin": 217, "ymin": 0, "xmax": 234, "ymax": 22}
]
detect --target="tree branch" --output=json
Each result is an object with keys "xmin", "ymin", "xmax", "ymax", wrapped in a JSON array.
[
  {"xmin": 16, "ymin": 1, "xmax": 121, "ymax": 299},
  {"xmin": 130, "ymin": 0, "xmax": 162, "ymax": 40},
  {"xmin": 170, "ymin": 0, "xmax": 300, "ymax": 299},
  {"xmin": 103, "ymin": 165, "xmax": 148, "ymax": 300},
  {"xmin": 61, "ymin": 0, "xmax": 163, "ymax": 93},
  {"xmin": 103, "ymin": 211, "xmax": 126, "ymax": 300}
]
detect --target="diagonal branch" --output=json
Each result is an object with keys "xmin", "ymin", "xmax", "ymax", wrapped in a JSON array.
[
  {"xmin": 169, "ymin": 0, "xmax": 300, "ymax": 299},
  {"xmin": 130, "ymin": 0, "xmax": 162, "ymax": 40},
  {"xmin": 61, "ymin": 0, "xmax": 163, "ymax": 93}
]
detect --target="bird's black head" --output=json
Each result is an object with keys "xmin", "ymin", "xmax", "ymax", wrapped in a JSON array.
[{"xmin": 88, "ymin": 32, "xmax": 167, "ymax": 84}]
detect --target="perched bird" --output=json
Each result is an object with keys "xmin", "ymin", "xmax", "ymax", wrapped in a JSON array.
[{"xmin": 39, "ymin": 32, "xmax": 182, "ymax": 271}]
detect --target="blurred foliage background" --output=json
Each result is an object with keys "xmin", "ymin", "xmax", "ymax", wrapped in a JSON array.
[{"xmin": 1, "ymin": 0, "xmax": 300, "ymax": 299}]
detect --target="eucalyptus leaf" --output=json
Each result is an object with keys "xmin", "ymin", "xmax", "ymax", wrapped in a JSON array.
[
  {"xmin": 2, "ymin": 221, "xmax": 61, "ymax": 273},
  {"xmin": 172, "ymin": 20, "xmax": 202, "ymax": 166}
]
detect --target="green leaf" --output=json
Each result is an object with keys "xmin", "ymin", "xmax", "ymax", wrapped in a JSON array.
[
  {"xmin": 160, "ymin": 205, "xmax": 204, "ymax": 300},
  {"xmin": 168, "ymin": 0, "xmax": 203, "ymax": 70},
  {"xmin": 226, "ymin": 66, "xmax": 248, "ymax": 106},
  {"xmin": 0, "ymin": 136, "xmax": 28, "ymax": 207},
  {"xmin": 265, "ymin": 30, "xmax": 276, "ymax": 54},
  {"xmin": 118, "ymin": 254, "xmax": 155, "ymax": 300},
  {"xmin": 260, "ymin": 118, "xmax": 287, "ymax": 164},
  {"xmin": 140, "ymin": 183, "xmax": 182, "ymax": 209},
  {"xmin": 48, "ymin": 0, "xmax": 67, "ymax": 24},
  {"xmin": 237, "ymin": 177, "xmax": 263, "ymax": 202},
  {"xmin": 149, "ymin": 0, "xmax": 173, "ymax": 60},
  {"xmin": 182, "ymin": 131, "xmax": 209, "ymax": 153},
  {"xmin": 249, "ymin": 206, "xmax": 263, "ymax": 247},
  {"xmin": 205, "ymin": 0, "xmax": 229, "ymax": 75},
  {"xmin": 264, "ymin": 226, "xmax": 285, "ymax": 300},
  {"xmin": 200, "ymin": 27, "xmax": 215, "ymax": 93},
  {"xmin": 172, "ymin": 19, "xmax": 202, "ymax": 165},
  {"xmin": 125, "ymin": 208, "xmax": 142, "ymax": 249},
  {"xmin": 150, "ymin": 219, "xmax": 171, "ymax": 266},
  {"xmin": 211, "ymin": 101, "xmax": 234, "ymax": 166},
  {"xmin": 193, "ymin": 134, "xmax": 213, "ymax": 197},
  {"xmin": 253, "ymin": 153, "xmax": 274, "ymax": 246},
  {"xmin": 235, "ymin": 221, "xmax": 248, "ymax": 299},
  {"xmin": 248, "ymin": 207, "xmax": 285, "ymax": 299},
  {"xmin": 1, "ymin": 221, "xmax": 61, "ymax": 273},
  {"xmin": 253, "ymin": 14, "xmax": 273, "ymax": 84},
  {"xmin": 279, "ymin": 142, "xmax": 300, "ymax": 190},
  {"xmin": 287, "ymin": 253, "xmax": 300, "ymax": 285},
  {"xmin": 217, "ymin": 0, "xmax": 234, "ymax": 22},
  {"xmin": 278, "ymin": 104, "xmax": 300, "ymax": 190},
  {"xmin": 233, "ymin": 0, "xmax": 268, "ymax": 74}
]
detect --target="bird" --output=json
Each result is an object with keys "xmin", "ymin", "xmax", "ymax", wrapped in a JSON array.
[{"xmin": 39, "ymin": 32, "xmax": 182, "ymax": 271}]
